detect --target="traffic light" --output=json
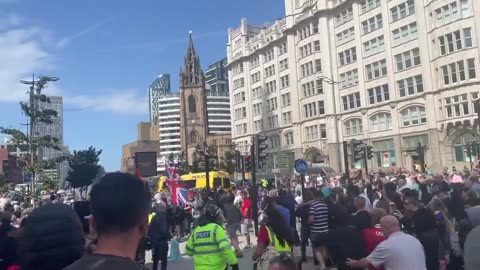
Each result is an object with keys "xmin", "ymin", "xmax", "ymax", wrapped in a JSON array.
[
  {"xmin": 464, "ymin": 142, "xmax": 473, "ymax": 158},
  {"xmin": 244, "ymin": 155, "xmax": 252, "ymax": 172},
  {"xmin": 234, "ymin": 150, "xmax": 241, "ymax": 172},
  {"xmin": 351, "ymin": 139, "xmax": 364, "ymax": 163},
  {"xmin": 255, "ymin": 135, "xmax": 269, "ymax": 170},
  {"xmin": 365, "ymin": 145, "xmax": 374, "ymax": 160}
]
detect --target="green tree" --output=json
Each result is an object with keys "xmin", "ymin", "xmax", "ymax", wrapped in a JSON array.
[
  {"xmin": 191, "ymin": 143, "xmax": 219, "ymax": 172},
  {"xmin": 176, "ymin": 151, "xmax": 188, "ymax": 175},
  {"xmin": 223, "ymin": 143, "xmax": 237, "ymax": 175},
  {"xmin": 65, "ymin": 146, "xmax": 102, "ymax": 188},
  {"xmin": 0, "ymin": 76, "xmax": 62, "ymax": 205}
]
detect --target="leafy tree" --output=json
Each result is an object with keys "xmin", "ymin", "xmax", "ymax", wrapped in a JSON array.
[
  {"xmin": 0, "ymin": 76, "xmax": 62, "ymax": 204},
  {"xmin": 191, "ymin": 143, "xmax": 219, "ymax": 172},
  {"xmin": 176, "ymin": 151, "xmax": 188, "ymax": 175},
  {"xmin": 223, "ymin": 143, "xmax": 237, "ymax": 175},
  {"xmin": 65, "ymin": 146, "xmax": 102, "ymax": 188}
]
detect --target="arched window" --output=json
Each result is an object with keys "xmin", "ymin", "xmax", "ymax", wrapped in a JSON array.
[
  {"xmin": 284, "ymin": 132, "xmax": 294, "ymax": 146},
  {"xmin": 189, "ymin": 130, "xmax": 198, "ymax": 144},
  {"xmin": 453, "ymin": 133, "xmax": 480, "ymax": 162},
  {"xmin": 269, "ymin": 135, "xmax": 281, "ymax": 148},
  {"xmin": 344, "ymin": 118, "xmax": 363, "ymax": 136},
  {"xmin": 369, "ymin": 113, "xmax": 392, "ymax": 132},
  {"xmin": 188, "ymin": 95, "xmax": 196, "ymax": 113},
  {"xmin": 400, "ymin": 106, "xmax": 426, "ymax": 127}
]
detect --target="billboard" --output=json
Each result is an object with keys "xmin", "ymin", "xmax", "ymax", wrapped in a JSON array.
[{"xmin": 135, "ymin": 152, "xmax": 157, "ymax": 177}]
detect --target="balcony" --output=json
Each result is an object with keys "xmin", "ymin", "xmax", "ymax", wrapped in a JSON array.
[
  {"xmin": 160, "ymin": 132, "xmax": 180, "ymax": 137},
  {"xmin": 160, "ymin": 144, "xmax": 181, "ymax": 150},
  {"xmin": 159, "ymin": 127, "xmax": 181, "ymax": 132}
]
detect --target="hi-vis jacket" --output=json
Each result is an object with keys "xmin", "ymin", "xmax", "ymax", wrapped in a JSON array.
[{"xmin": 185, "ymin": 223, "xmax": 238, "ymax": 270}]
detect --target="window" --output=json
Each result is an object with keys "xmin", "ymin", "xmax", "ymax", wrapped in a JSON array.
[
  {"xmin": 401, "ymin": 106, "xmax": 427, "ymax": 126},
  {"xmin": 297, "ymin": 24, "xmax": 312, "ymax": 40},
  {"xmin": 232, "ymin": 63, "xmax": 244, "ymax": 76},
  {"xmin": 252, "ymin": 86, "xmax": 262, "ymax": 99},
  {"xmin": 394, "ymin": 48, "xmax": 421, "ymax": 71},
  {"xmin": 336, "ymin": 27, "xmax": 355, "ymax": 45},
  {"xmin": 391, "ymin": 0, "xmax": 415, "ymax": 22},
  {"xmin": 370, "ymin": 113, "xmax": 392, "ymax": 131},
  {"xmin": 360, "ymin": 0, "xmax": 381, "ymax": 14},
  {"xmin": 305, "ymin": 125, "xmax": 319, "ymax": 141},
  {"xmin": 279, "ymin": 59, "xmax": 289, "ymax": 71},
  {"xmin": 250, "ymin": 57, "xmax": 260, "ymax": 69},
  {"xmin": 270, "ymin": 135, "xmax": 281, "ymax": 148},
  {"xmin": 254, "ymin": 120, "xmax": 263, "ymax": 132},
  {"xmin": 335, "ymin": 7, "xmax": 353, "ymax": 26},
  {"xmin": 267, "ymin": 115, "xmax": 279, "ymax": 129},
  {"xmin": 364, "ymin": 35, "xmax": 385, "ymax": 57},
  {"xmin": 253, "ymin": 102, "xmax": 262, "ymax": 115},
  {"xmin": 320, "ymin": 124, "xmax": 327, "ymax": 139},
  {"xmin": 344, "ymin": 118, "xmax": 363, "ymax": 136},
  {"xmin": 300, "ymin": 61, "xmax": 314, "ymax": 77},
  {"xmin": 367, "ymin": 84, "xmax": 390, "ymax": 104},
  {"xmin": 264, "ymin": 49, "xmax": 274, "ymax": 62},
  {"xmin": 279, "ymin": 42, "xmax": 288, "ymax": 55},
  {"xmin": 265, "ymin": 65, "xmax": 275, "ymax": 78},
  {"xmin": 312, "ymin": 22, "xmax": 319, "ymax": 34},
  {"xmin": 234, "ymin": 92, "xmax": 246, "ymax": 104},
  {"xmin": 444, "ymin": 94, "xmax": 471, "ymax": 118},
  {"xmin": 267, "ymin": 97, "xmax": 278, "ymax": 111},
  {"xmin": 235, "ymin": 107, "xmax": 247, "ymax": 119},
  {"xmin": 339, "ymin": 69, "xmax": 359, "ymax": 89},
  {"xmin": 315, "ymin": 59, "xmax": 322, "ymax": 73},
  {"xmin": 439, "ymin": 28, "xmax": 473, "ymax": 56},
  {"xmin": 280, "ymin": 75, "xmax": 290, "ymax": 89},
  {"xmin": 281, "ymin": 92, "xmax": 291, "ymax": 107},
  {"xmin": 303, "ymin": 101, "xmax": 326, "ymax": 118},
  {"xmin": 314, "ymin": 40, "xmax": 321, "ymax": 52},
  {"xmin": 434, "ymin": 0, "xmax": 469, "ymax": 27},
  {"xmin": 454, "ymin": 133, "xmax": 480, "ymax": 162},
  {"xmin": 302, "ymin": 81, "xmax": 315, "ymax": 97},
  {"xmin": 316, "ymin": 79, "xmax": 324, "ymax": 94},
  {"xmin": 441, "ymin": 58, "xmax": 476, "ymax": 86},
  {"xmin": 299, "ymin": 43, "xmax": 313, "ymax": 58},
  {"xmin": 342, "ymin": 92, "xmax": 361, "ymax": 111},
  {"xmin": 233, "ymin": 78, "xmax": 245, "ymax": 89},
  {"xmin": 392, "ymin": 22, "xmax": 417, "ymax": 46},
  {"xmin": 188, "ymin": 95, "xmax": 196, "ymax": 113},
  {"xmin": 251, "ymin": 71, "xmax": 261, "ymax": 84},
  {"xmin": 338, "ymin": 47, "xmax": 357, "ymax": 66},
  {"xmin": 397, "ymin": 75, "xmax": 423, "ymax": 97},
  {"xmin": 284, "ymin": 132, "xmax": 294, "ymax": 146},
  {"xmin": 282, "ymin": 111, "xmax": 292, "ymax": 125},
  {"xmin": 189, "ymin": 130, "xmax": 198, "ymax": 144},
  {"xmin": 362, "ymin": 14, "xmax": 383, "ymax": 34},
  {"xmin": 266, "ymin": 80, "xmax": 277, "ymax": 94},
  {"xmin": 365, "ymin": 59, "xmax": 387, "ymax": 80},
  {"xmin": 464, "ymin": 28, "xmax": 473, "ymax": 48}
]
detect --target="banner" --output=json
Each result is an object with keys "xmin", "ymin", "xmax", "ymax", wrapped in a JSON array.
[{"xmin": 135, "ymin": 152, "xmax": 157, "ymax": 177}]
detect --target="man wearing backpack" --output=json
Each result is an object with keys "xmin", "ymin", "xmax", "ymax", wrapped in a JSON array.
[{"xmin": 223, "ymin": 194, "xmax": 243, "ymax": 257}]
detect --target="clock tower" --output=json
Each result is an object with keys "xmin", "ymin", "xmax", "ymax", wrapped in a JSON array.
[{"xmin": 179, "ymin": 33, "xmax": 209, "ymax": 164}]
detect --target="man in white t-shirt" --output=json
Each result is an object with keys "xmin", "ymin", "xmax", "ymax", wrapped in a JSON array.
[{"xmin": 347, "ymin": 215, "xmax": 426, "ymax": 270}]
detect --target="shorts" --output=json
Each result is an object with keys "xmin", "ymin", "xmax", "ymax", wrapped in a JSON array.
[
  {"xmin": 241, "ymin": 219, "xmax": 252, "ymax": 235},
  {"xmin": 226, "ymin": 223, "xmax": 241, "ymax": 238}
]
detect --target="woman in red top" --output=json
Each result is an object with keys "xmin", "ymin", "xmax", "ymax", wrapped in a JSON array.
[{"xmin": 362, "ymin": 208, "xmax": 387, "ymax": 270}]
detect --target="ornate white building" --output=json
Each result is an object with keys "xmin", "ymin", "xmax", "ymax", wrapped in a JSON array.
[{"xmin": 227, "ymin": 0, "xmax": 480, "ymax": 173}]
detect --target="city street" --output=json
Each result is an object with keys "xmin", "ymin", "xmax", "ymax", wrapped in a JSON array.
[{"xmin": 144, "ymin": 233, "xmax": 318, "ymax": 270}]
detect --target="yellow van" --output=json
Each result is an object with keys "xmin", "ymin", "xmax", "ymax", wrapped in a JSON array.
[{"xmin": 157, "ymin": 171, "xmax": 231, "ymax": 192}]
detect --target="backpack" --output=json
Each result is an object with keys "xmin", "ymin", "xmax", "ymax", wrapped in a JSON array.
[{"xmin": 255, "ymin": 227, "xmax": 284, "ymax": 270}]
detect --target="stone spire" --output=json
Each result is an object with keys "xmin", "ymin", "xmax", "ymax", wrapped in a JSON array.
[{"xmin": 181, "ymin": 32, "xmax": 203, "ymax": 87}]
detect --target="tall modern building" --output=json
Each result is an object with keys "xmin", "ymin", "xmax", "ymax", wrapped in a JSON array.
[
  {"xmin": 227, "ymin": 0, "xmax": 480, "ymax": 173},
  {"xmin": 157, "ymin": 93, "xmax": 182, "ymax": 158},
  {"xmin": 205, "ymin": 58, "xmax": 232, "ymax": 135},
  {"xmin": 149, "ymin": 73, "xmax": 172, "ymax": 124}
]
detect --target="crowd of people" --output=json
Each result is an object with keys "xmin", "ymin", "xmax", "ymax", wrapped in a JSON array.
[{"xmin": 1, "ymin": 167, "xmax": 480, "ymax": 270}]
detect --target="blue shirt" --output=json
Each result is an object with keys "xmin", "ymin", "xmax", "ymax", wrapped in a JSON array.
[{"xmin": 276, "ymin": 205, "xmax": 291, "ymax": 226}]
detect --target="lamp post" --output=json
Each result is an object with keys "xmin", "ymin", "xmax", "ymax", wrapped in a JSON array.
[
  {"xmin": 317, "ymin": 75, "xmax": 342, "ymax": 173},
  {"xmin": 20, "ymin": 74, "xmax": 59, "ymax": 208}
]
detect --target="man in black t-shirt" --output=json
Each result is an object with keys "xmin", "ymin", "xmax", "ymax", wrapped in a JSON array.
[{"xmin": 64, "ymin": 173, "xmax": 151, "ymax": 270}]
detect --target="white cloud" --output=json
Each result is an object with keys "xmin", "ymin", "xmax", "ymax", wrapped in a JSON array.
[{"xmin": 66, "ymin": 89, "xmax": 148, "ymax": 115}]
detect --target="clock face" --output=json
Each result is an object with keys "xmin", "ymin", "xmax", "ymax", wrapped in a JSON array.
[{"xmin": 191, "ymin": 120, "xmax": 196, "ymax": 124}]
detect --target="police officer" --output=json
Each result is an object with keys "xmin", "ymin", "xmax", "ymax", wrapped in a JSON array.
[{"xmin": 185, "ymin": 204, "xmax": 238, "ymax": 270}]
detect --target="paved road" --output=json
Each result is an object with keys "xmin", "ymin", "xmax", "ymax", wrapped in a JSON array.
[{"xmin": 144, "ymin": 233, "xmax": 319, "ymax": 270}]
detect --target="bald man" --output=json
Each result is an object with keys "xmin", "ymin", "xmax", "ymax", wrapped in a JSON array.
[{"xmin": 347, "ymin": 215, "xmax": 426, "ymax": 270}]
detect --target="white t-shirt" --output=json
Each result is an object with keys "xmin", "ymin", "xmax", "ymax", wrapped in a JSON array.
[
  {"xmin": 295, "ymin": 196, "xmax": 303, "ymax": 205},
  {"xmin": 367, "ymin": 231, "xmax": 426, "ymax": 270}
]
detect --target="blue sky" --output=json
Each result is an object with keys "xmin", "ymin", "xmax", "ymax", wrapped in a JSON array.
[{"xmin": 0, "ymin": 0, "xmax": 284, "ymax": 171}]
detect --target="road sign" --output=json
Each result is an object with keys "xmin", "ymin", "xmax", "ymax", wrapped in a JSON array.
[{"xmin": 295, "ymin": 159, "xmax": 308, "ymax": 174}]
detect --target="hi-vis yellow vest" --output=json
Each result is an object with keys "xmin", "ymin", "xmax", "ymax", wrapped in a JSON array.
[
  {"xmin": 266, "ymin": 226, "xmax": 291, "ymax": 253},
  {"xmin": 185, "ymin": 223, "xmax": 238, "ymax": 270}
]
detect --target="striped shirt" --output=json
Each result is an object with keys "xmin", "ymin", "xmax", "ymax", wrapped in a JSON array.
[{"xmin": 309, "ymin": 201, "xmax": 329, "ymax": 233}]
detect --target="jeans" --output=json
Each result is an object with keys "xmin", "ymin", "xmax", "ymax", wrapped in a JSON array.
[{"xmin": 152, "ymin": 241, "xmax": 169, "ymax": 270}]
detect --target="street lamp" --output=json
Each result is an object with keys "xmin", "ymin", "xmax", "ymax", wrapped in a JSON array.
[
  {"xmin": 317, "ymin": 75, "xmax": 343, "ymax": 173},
  {"xmin": 20, "ymin": 74, "xmax": 60, "ymax": 208}
]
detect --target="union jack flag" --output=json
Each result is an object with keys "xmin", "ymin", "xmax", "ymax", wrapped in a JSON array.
[{"xmin": 166, "ymin": 180, "xmax": 188, "ymax": 207}]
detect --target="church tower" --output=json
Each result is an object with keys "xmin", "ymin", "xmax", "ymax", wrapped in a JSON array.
[{"xmin": 179, "ymin": 33, "xmax": 209, "ymax": 165}]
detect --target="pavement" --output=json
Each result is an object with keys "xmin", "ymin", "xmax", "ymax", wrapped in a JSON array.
[{"xmin": 145, "ymin": 233, "xmax": 319, "ymax": 270}]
